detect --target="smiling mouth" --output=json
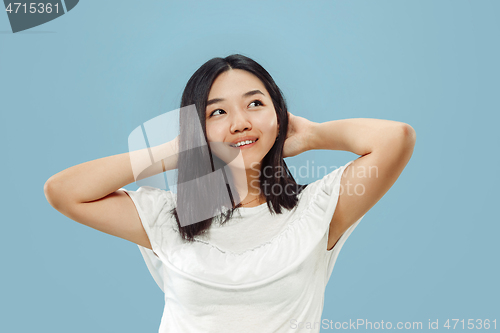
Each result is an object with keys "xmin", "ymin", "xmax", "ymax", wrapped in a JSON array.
[{"xmin": 230, "ymin": 138, "xmax": 258, "ymax": 148}]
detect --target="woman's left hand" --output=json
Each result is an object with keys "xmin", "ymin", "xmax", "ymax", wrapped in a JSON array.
[{"xmin": 282, "ymin": 112, "xmax": 316, "ymax": 158}]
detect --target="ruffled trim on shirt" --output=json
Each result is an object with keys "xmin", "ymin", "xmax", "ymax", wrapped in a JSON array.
[{"xmin": 154, "ymin": 160, "xmax": 355, "ymax": 288}]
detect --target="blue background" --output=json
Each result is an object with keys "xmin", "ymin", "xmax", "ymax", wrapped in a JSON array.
[{"xmin": 1, "ymin": 0, "xmax": 498, "ymax": 332}]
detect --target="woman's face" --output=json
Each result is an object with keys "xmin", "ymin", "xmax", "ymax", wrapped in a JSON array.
[{"xmin": 205, "ymin": 69, "xmax": 279, "ymax": 171}]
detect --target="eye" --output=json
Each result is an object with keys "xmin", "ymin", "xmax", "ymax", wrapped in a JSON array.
[
  {"xmin": 249, "ymin": 100, "xmax": 263, "ymax": 108},
  {"xmin": 209, "ymin": 109, "xmax": 226, "ymax": 117}
]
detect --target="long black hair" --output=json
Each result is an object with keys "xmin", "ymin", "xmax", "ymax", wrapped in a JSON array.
[{"xmin": 170, "ymin": 54, "xmax": 307, "ymax": 242}]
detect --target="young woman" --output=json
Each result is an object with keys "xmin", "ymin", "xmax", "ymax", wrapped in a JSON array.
[{"xmin": 44, "ymin": 54, "xmax": 416, "ymax": 332}]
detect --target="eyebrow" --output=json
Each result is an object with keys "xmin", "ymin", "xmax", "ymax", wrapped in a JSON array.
[{"xmin": 206, "ymin": 89, "xmax": 265, "ymax": 107}]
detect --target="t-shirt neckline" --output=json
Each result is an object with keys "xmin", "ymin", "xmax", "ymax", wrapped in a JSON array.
[{"xmin": 236, "ymin": 202, "xmax": 268, "ymax": 216}]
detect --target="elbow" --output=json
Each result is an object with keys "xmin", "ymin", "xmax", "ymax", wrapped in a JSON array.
[
  {"xmin": 44, "ymin": 180, "xmax": 56, "ymax": 206},
  {"xmin": 43, "ymin": 178, "xmax": 53, "ymax": 194},
  {"xmin": 44, "ymin": 179, "xmax": 63, "ymax": 210},
  {"xmin": 401, "ymin": 123, "xmax": 416, "ymax": 144},
  {"xmin": 398, "ymin": 124, "xmax": 416, "ymax": 160},
  {"xmin": 391, "ymin": 123, "xmax": 416, "ymax": 147},
  {"xmin": 376, "ymin": 123, "xmax": 416, "ymax": 155},
  {"xmin": 402, "ymin": 124, "xmax": 417, "ymax": 155},
  {"xmin": 44, "ymin": 176, "xmax": 58, "ymax": 198}
]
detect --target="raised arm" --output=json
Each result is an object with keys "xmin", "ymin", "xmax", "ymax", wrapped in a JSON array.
[
  {"xmin": 284, "ymin": 115, "xmax": 416, "ymax": 250},
  {"xmin": 44, "ymin": 137, "xmax": 179, "ymax": 206},
  {"xmin": 43, "ymin": 137, "xmax": 179, "ymax": 250}
]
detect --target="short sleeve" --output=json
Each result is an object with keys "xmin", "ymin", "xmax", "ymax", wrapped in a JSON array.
[
  {"xmin": 302, "ymin": 160, "xmax": 365, "ymax": 281},
  {"xmin": 119, "ymin": 186, "xmax": 175, "ymax": 292}
]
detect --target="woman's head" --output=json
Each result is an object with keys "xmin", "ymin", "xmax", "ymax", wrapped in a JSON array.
[
  {"xmin": 205, "ymin": 69, "xmax": 279, "ymax": 172},
  {"xmin": 180, "ymin": 54, "xmax": 289, "ymax": 172},
  {"xmin": 173, "ymin": 54, "xmax": 306, "ymax": 242}
]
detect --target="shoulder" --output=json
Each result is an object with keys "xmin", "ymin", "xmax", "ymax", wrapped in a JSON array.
[
  {"xmin": 125, "ymin": 186, "xmax": 175, "ymax": 204},
  {"xmin": 120, "ymin": 186, "xmax": 177, "ymax": 224}
]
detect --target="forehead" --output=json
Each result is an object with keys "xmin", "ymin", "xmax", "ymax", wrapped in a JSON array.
[{"xmin": 208, "ymin": 69, "xmax": 267, "ymax": 99}]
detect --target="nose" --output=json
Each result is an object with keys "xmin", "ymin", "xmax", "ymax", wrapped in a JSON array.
[{"xmin": 230, "ymin": 109, "xmax": 252, "ymax": 133}]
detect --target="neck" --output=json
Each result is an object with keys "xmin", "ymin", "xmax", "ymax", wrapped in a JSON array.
[{"xmin": 226, "ymin": 162, "xmax": 263, "ymax": 207}]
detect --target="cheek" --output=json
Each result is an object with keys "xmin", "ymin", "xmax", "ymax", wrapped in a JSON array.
[
  {"xmin": 205, "ymin": 124, "xmax": 221, "ymax": 143},
  {"xmin": 255, "ymin": 115, "xmax": 278, "ymax": 136}
]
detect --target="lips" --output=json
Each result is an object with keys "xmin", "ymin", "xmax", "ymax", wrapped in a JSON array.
[
  {"xmin": 231, "ymin": 139, "xmax": 258, "ymax": 149},
  {"xmin": 230, "ymin": 136, "xmax": 259, "ymax": 147}
]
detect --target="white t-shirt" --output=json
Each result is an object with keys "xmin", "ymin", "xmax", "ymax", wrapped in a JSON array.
[{"xmin": 120, "ymin": 160, "xmax": 364, "ymax": 333}]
